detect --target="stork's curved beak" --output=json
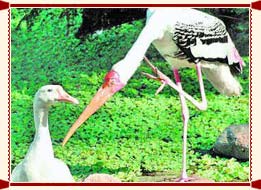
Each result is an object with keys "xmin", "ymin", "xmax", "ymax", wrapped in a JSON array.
[{"xmin": 62, "ymin": 70, "xmax": 125, "ymax": 146}]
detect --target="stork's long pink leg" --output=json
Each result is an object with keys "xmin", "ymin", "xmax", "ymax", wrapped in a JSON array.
[
  {"xmin": 173, "ymin": 68, "xmax": 190, "ymax": 182},
  {"xmin": 143, "ymin": 57, "xmax": 207, "ymax": 111},
  {"xmin": 173, "ymin": 63, "xmax": 206, "ymax": 182},
  {"xmin": 143, "ymin": 57, "xmax": 208, "ymax": 182},
  {"xmin": 195, "ymin": 62, "xmax": 207, "ymax": 109}
]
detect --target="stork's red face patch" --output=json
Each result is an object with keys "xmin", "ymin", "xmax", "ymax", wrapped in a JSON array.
[{"xmin": 102, "ymin": 70, "xmax": 125, "ymax": 93}]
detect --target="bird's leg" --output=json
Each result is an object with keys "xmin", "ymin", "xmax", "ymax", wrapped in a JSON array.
[
  {"xmin": 142, "ymin": 56, "xmax": 207, "ymax": 111},
  {"xmin": 195, "ymin": 61, "xmax": 207, "ymax": 109},
  {"xmin": 142, "ymin": 72, "xmax": 167, "ymax": 95},
  {"xmin": 173, "ymin": 68, "xmax": 191, "ymax": 182}
]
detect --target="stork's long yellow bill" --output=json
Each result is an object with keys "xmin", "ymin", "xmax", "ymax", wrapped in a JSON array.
[{"xmin": 62, "ymin": 70, "xmax": 125, "ymax": 146}]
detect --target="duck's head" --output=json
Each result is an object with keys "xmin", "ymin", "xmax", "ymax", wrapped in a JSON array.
[{"xmin": 35, "ymin": 85, "xmax": 79, "ymax": 108}]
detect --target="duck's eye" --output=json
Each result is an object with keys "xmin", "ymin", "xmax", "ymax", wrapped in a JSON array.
[{"xmin": 47, "ymin": 89, "xmax": 53, "ymax": 92}]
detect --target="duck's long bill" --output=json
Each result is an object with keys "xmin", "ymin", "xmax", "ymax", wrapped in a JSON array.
[{"xmin": 62, "ymin": 70, "xmax": 125, "ymax": 146}]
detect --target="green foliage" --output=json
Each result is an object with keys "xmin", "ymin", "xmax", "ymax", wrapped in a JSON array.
[{"xmin": 11, "ymin": 8, "xmax": 249, "ymax": 182}]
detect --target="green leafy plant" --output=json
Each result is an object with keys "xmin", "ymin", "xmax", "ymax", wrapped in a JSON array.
[{"xmin": 11, "ymin": 8, "xmax": 249, "ymax": 182}]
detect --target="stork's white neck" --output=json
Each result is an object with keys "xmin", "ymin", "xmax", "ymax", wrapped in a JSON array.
[
  {"xmin": 112, "ymin": 16, "xmax": 164, "ymax": 84},
  {"xmin": 112, "ymin": 37, "xmax": 151, "ymax": 84}
]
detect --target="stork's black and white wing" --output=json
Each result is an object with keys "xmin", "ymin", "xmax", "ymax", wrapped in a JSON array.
[
  {"xmin": 147, "ymin": 8, "xmax": 244, "ymax": 74},
  {"xmin": 173, "ymin": 20, "xmax": 228, "ymax": 62},
  {"xmin": 174, "ymin": 20, "xmax": 227, "ymax": 48},
  {"xmin": 171, "ymin": 10, "xmax": 244, "ymax": 74}
]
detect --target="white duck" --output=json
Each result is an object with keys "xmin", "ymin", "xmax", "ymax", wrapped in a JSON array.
[{"xmin": 12, "ymin": 85, "xmax": 79, "ymax": 182}]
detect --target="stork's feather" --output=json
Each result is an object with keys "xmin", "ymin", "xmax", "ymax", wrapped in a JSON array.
[
  {"xmin": 148, "ymin": 8, "xmax": 244, "ymax": 74},
  {"xmin": 173, "ymin": 20, "xmax": 227, "ymax": 49}
]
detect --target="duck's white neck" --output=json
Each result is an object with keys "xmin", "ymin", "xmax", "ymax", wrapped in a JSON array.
[{"xmin": 31, "ymin": 102, "xmax": 54, "ymax": 157}]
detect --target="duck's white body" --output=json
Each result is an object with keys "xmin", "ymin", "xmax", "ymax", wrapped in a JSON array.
[
  {"xmin": 12, "ymin": 126, "xmax": 74, "ymax": 182},
  {"xmin": 12, "ymin": 85, "xmax": 78, "ymax": 182}
]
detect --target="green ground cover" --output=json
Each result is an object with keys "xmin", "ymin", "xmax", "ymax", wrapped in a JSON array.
[{"xmin": 11, "ymin": 9, "xmax": 249, "ymax": 182}]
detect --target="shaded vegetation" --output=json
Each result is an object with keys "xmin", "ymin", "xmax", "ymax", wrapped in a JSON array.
[
  {"xmin": 11, "ymin": 8, "xmax": 249, "ymax": 182},
  {"xmin": 75, "ymin": 9, "xmax": 146, "ymax": 39}
]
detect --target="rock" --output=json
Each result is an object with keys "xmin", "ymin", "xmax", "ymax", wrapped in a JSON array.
[
  {"xmin": 84, "ymin": 174, "xmax": 121, "ymax": 183},
  {"xmin": 213, "ymin": 124, "xmax": 249, "ymax": 161}
]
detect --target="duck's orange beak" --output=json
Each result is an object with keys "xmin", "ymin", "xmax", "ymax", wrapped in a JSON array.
[
  {"xmin": 62, "ymin": 70, "xmax": 125, "ymax": 146},
  {"xmin": 57, "ymin": 87, "xmax": 79, "ymax": 105}
]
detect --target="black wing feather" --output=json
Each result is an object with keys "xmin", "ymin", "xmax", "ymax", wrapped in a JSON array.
[{"xmin": 172, "ymin": 20, "xmax": 228, "ymax": 63}]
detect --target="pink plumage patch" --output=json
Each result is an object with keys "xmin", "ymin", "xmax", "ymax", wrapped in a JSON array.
[{"xmin": 232, "ymin": 47, "xmax": 244, "ymax": 72}]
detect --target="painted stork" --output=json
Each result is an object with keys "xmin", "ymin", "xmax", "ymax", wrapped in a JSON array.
[
  {"xmin": 12, "ymin": 85, "xmax": 79, "ymax": 182},
  {"xmin": 62, "ymin": 8, "xmax": 244, "ymax": 182}
]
